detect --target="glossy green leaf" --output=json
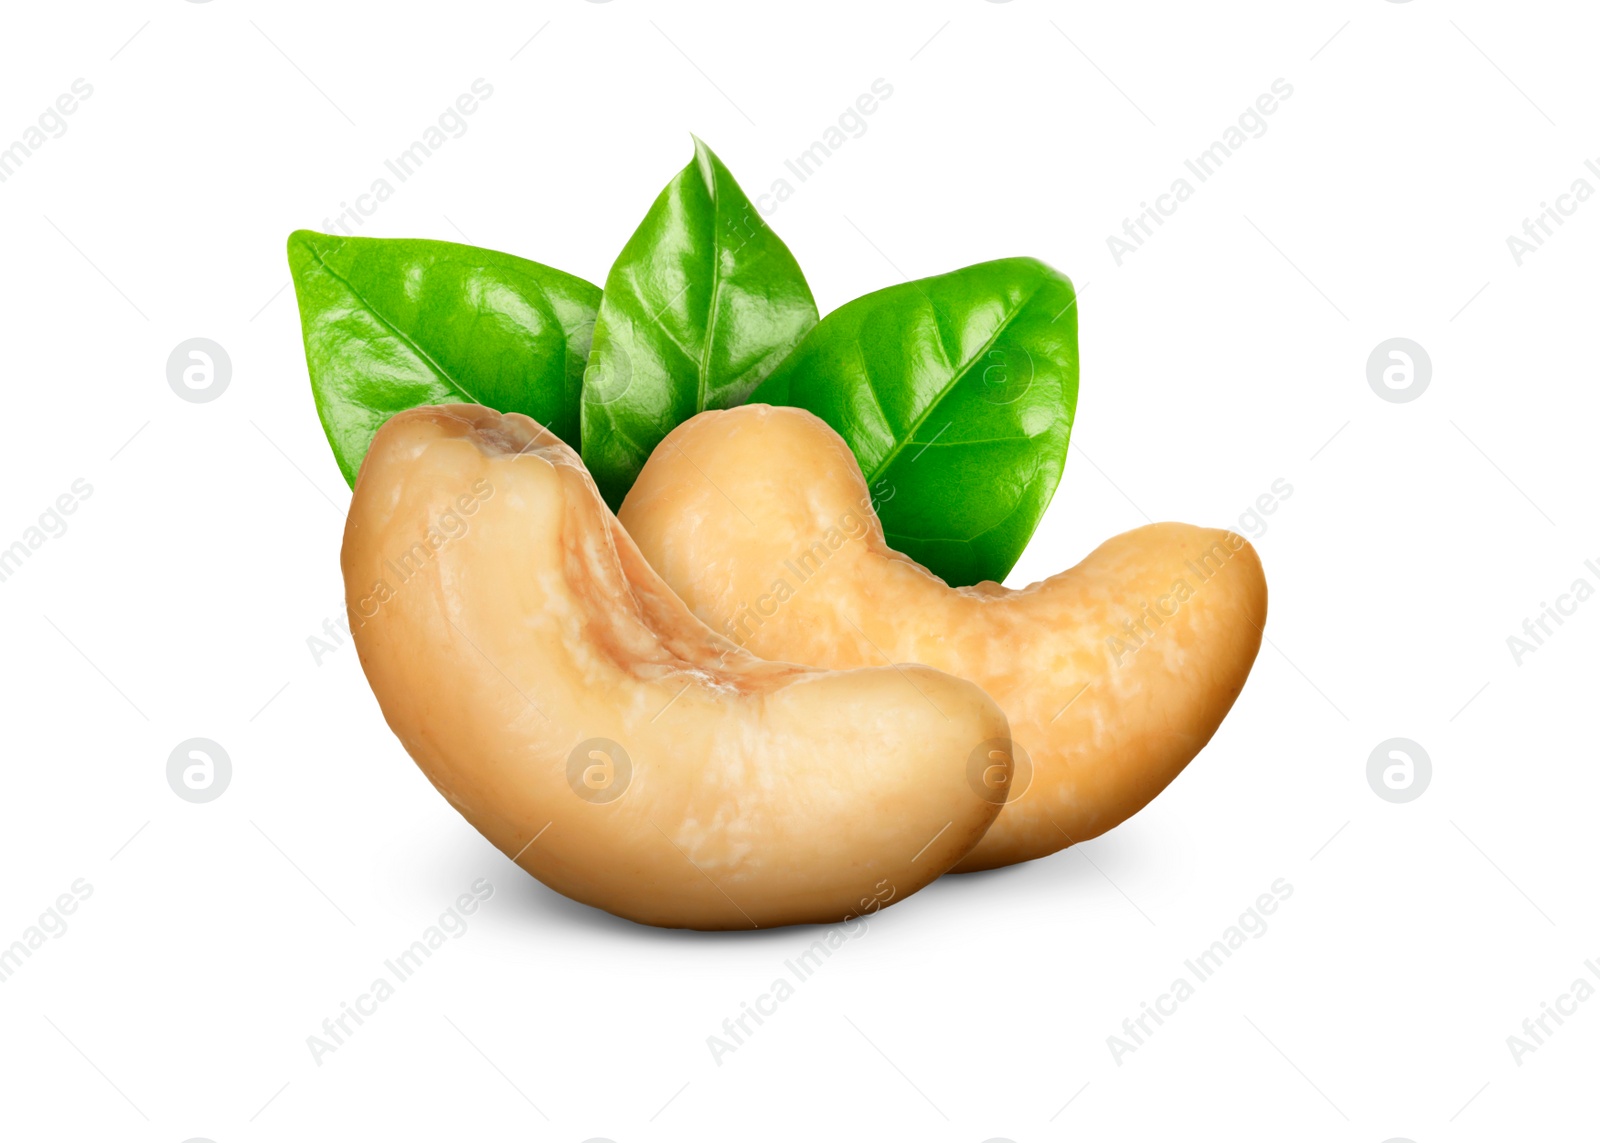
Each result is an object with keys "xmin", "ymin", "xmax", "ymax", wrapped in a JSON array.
[
  {"xmin": 581, "ymin": 138, "xmax": 818, "ymax": 508},
  {"xmin": 287, "ymin": 230, "xmax": 601, "ymax": 487},
  {"xmin": 754, "ymin": 257, "xmax": 1078, "ymax": 587}
]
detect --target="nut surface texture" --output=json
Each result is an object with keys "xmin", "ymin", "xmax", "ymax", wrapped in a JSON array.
[
  {"xmin": 342, "ymin": 404, "xmax": 1009, "ymax": 928},
  {"xmin": 619, "ymin": 405, "xmax": 1268, "ymax": 871}
]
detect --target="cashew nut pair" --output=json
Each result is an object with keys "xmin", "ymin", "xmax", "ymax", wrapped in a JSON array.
[{"xmin": 344, "ymin": 404, "xmax": 1266, "ymax": 929}]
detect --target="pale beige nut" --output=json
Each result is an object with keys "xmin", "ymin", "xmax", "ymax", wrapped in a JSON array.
[
  {"xmin": 341, "ymin": 404, "xmax": 1009, "ymax": 929},
  {"xmin": 619, "ymin": 405, "xmax": 1268, "ymax": 872}
]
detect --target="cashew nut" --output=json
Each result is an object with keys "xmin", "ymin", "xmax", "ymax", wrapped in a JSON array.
[
  {"xmin": 342, "ymin": 405, "xmax": 1010, "ymax": 928},
  {"xmin": 619, "ymin": 405, "xmax": 1268, "ymax": 872}
]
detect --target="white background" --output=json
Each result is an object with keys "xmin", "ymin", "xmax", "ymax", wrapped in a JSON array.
[{"xmin": 1, "ymin": 1, "xmax": 1595, "ymax": 1139}]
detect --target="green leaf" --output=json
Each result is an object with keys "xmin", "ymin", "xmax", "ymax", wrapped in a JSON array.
[
  {"xmin": 581, "ymin": 138, "xmax": 818, "ymax": 509},
  {"xmin": 287, "ymin": 230, "xmax": 601, "ymax": 487},
  {"xmin": 754, "ymin": 257, "xmax": 1079, "ymax": 588}
]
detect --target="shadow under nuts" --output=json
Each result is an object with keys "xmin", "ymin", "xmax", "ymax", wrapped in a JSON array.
[
  {"xmin": 619, "ymin": 405, "xmax": 1268, "ymax": 872},
  {"xmin": 341, "ymin": 405, "xmax": 1011, "ymax": 929}
]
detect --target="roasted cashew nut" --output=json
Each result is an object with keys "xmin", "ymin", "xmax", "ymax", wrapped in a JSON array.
[
  {"xmin": 619, "ymin": 405, "xmax": 1268, "ymax": 871},
  {"xmin": 342, "ymin": 405, "xmax": 1010, "ymax": 928}
]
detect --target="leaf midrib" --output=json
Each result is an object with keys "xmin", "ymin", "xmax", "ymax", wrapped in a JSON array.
[
  {"xmin": 305, "ymin": 238, "xmax": 489, "ymax": 410},
  {"xmin": 866, "ymin": 271, "xmax": 1051, "ymax": 485},
  {"xmin": 695, "ymin": 164, "xmax": 726, "ymax": 413}
]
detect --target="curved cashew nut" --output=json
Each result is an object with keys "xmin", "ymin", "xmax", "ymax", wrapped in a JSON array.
[
  {"xmin": 342, "ymin": 405, "xmax": 1010, "ymax": 928},
  {"xmin": 619, "ymin": 405, "xmax": 1268, "ymax": 872}
]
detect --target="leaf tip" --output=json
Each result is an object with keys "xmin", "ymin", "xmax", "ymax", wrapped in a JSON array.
[
  {"xmin": 688, "ymin": 134, "xmax": 720, "ymax": 188},
  {"xmin": 286, "ymin": 228, "xmax": 336, "ymax": 273}
]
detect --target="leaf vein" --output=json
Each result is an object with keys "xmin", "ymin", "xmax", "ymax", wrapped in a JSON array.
[
  {"xmin": 303, "ymin": 239, "xmax": 488, "ymax": 409},
  {"xmin": 867, "ymin": 270, "xmax": 1054, "ymax": 483}
]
